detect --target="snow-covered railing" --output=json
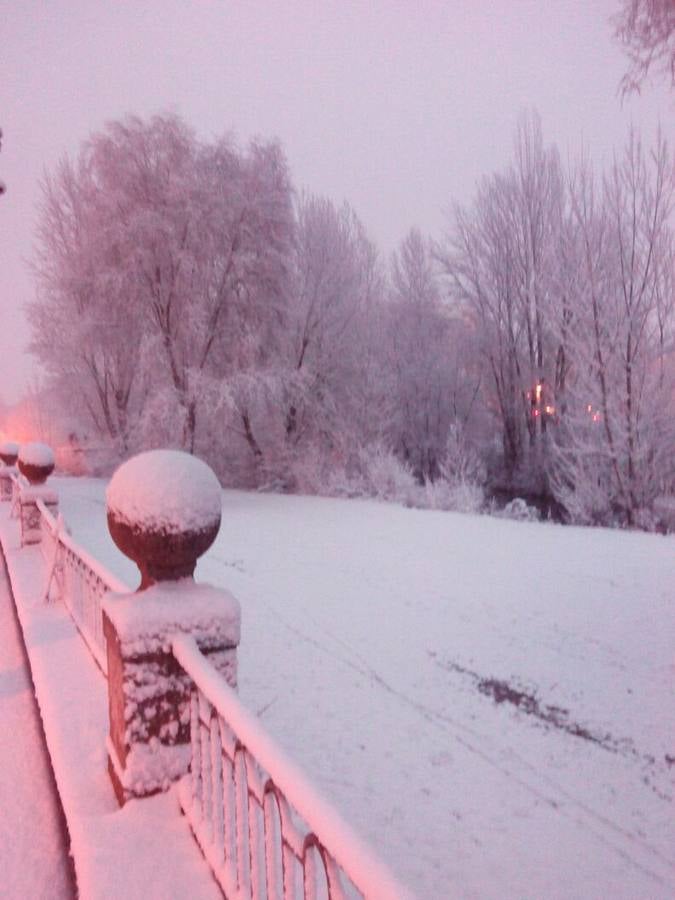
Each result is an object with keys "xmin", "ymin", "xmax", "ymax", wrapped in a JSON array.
[
  {"xmin": 37, "ymin": 497, "xmax": 130, "ymax": 675},
  {"xmin": 173, "ymin": 634, "xmax": 407, "ymax": 900},
  {"xmin": 9, "ymin": 468, "xmax": 25, "ymax": 517}
]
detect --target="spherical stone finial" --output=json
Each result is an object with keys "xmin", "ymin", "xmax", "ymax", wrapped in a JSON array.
[
  {"xmin": 106, "ymin": 449, "xmax": 222, "ymax": 590},
  {"xmin": 0, "ymin": 441, "xmax": 19, "ymax": 466},
  {"xmin": 18, "ymin": 442, "xmax": 55, "ymax": 484}
]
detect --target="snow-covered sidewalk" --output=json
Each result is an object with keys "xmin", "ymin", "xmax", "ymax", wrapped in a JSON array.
[
  {"xmin": 0, "ymin": 553, "xmax": 75, "ymax": 899},
  {"xmin": 0, "ymin": 504, "xmax": 221, "ymax": 900}
]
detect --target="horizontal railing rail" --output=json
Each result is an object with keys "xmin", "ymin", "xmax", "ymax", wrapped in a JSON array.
[
  {"xmin": 173, "ymin": 634, "xmax": 409, "ymax": 900},
  {"xmin": 37, "ymin": 496, "xmax": 131, "ymax": 676}
]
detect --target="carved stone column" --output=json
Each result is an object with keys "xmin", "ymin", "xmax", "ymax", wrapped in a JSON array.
[
  {"xmin": 101, "ymin": 450, "xmax": 241, "ymax": 806},
  {"xmin": 16, "ymin": 443, "xmax": 58, "ymax": 544},
  {"xmin": 0, "ymin": 441, "xmax": 19, "ymax": 502}
]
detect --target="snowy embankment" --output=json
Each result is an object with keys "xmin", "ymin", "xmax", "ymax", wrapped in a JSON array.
[{"xmin": 55, "ymin": 476, "xmax": 675, "ymax": 900}]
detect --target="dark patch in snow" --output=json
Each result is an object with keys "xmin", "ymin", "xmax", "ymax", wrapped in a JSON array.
[
  {"xmin": 205, "ymin": 554, "xmax": 246, "ymax": 574},
  {"xmin": 438, "ymin": 658, "xmax": 630, "ymax": 754},
  {"xmin": 437, "ymin": 655, "xmax": 673, "ymax": 801}
]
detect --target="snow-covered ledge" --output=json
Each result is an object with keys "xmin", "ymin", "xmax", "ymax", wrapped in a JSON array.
[{"xmin": 101, "ymin": 450, "xmax": 241, "ymax": 805}]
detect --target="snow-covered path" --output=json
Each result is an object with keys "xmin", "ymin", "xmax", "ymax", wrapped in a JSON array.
[{"xmin": 0, "ymin": 553, "xmax": 75, "ymax": 899}]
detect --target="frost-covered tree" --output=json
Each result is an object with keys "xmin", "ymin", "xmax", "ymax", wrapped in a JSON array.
[
  {"xmin": 439, "ymin": 113, "xmax": 564, "ymax": 485},
  {"xmin": 551, "ymin": 131, "xmax": 675, "ymax": 525},
  {"xmin": 384, "ymin": 229, "xmax": 478, "ymax": 482},
  {"xmin": 30, "ymin": 153, "xmax": 147, "ymax": 452},
  {"xmin": 29, "ymin": 114, "xmax": 295, "ymax": 458},
  {"xmin": 613, "ymin": 0, "xmax": 675, "ymax": 94},
  {"xmin": 270, "ymin": 194, "xmax": 383, "ymax": 486}
]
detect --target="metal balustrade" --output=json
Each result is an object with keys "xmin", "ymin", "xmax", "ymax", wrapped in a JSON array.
[
  {"xmin": 173, "ymin": 634, "xmax": 407, "ymax": 900},
  {"xmin": 37, "ymin": 495, "xmax": 130, "ymax": 676},
  {"xmin": 1, "ymin": 465, "xmax": 408, "ymax": 897}
]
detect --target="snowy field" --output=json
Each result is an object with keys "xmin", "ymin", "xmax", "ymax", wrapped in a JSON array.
[{"xmin": 54, "ymin": 476, "xmax": 674, "ymax": 899}]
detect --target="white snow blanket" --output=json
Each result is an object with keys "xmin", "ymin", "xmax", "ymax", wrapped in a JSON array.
[{"xmin": 54, "ymin": 477, "xmax": 675, "ymax": 900}]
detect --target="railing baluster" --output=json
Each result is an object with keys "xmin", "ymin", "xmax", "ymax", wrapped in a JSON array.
[
  {"xmin": 245, "ymin": 750, "xmax": 264, "ymax": 900},
  {"xmin": 220, "ymin": 719, "xmax": 237, "ymax": 887},
  {"xmin": 263, "ymin": 790, "xmax": 283, "ymax": 900},
  {"xmin": 303, "ymin": 843, "xmax": 318, "ymax": 900},
  {"xmin": 191, "ymin": 691, "xmax": 202, "ymax": 815},
  {"xmin": 210, "ymin": 714, "xmax": 225, "ymax": 866},
  {"xmin": 199, "ymin": 695, "xmax": 213, "ymax": 842},
  {"xmin": 234, "ymin": 748, "xmax": 251, "ymax": 896}
]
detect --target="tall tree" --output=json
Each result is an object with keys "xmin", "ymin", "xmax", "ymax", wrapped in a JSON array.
[
  {"xmin": 552, "ymin": 131, "xmax": 675, "ymax": 525},
  {"xmin": 283, "ymin": 195, "xmax": 381, "ymax": 456},
  {"xmin": 439, "ymin": 113, "xmax": 564, "ymax": 482},
  {"xmin": 29, "ymin": 114, "xmax": 295, "ymax": 457},
  {"xmin": 613, "ymin": 0, "xmax": 675, "ymax": 94},
  {"xmin": 385, "ymin": 229, "xmax": 477, "ymax": 482}
]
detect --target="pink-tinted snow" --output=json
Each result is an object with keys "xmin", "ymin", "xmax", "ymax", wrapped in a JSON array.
[
  {"xmin": 0, "ymin": 557, "xmax": 74, "ymax": 898},
  {"xmin": 0, "ymin": 440, "xmax": 19, "ymax": 457},
  {"xmin": 56, "ymin": 477, "xmax": 675, "ymax": 900},
  {"xmin": 104, "ymin": 579, "xmax": 240, "ymax": 651},
  {"xmin": 106, "ymin": 449, "xmax": 222, "ymax": 534},
  {"xmin": 0, "ymin": 503, "xmax": 223, "ymax": 900},
  {"xmin": 18, "ymin": 441, "xmax": 55, "ymax": 467}
]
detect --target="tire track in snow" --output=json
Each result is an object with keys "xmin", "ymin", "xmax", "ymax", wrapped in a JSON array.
[{"xmin": 266, "ymin": 603, "xmax": 675, "ymax": 893}]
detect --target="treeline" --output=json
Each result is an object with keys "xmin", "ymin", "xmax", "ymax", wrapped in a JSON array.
[{"xmin": 28, "ymin": 112, "xmax": 674, "ymax": 528}]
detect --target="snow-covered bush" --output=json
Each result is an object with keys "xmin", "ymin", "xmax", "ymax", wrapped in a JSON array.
[
  {"xmin": 416, "ymin": 478, "xmax": 485, "ymax": 514},
  {"xmin": 356, "ymin": 444, "xmax": 418, "ymax": 505},
  {"xmin": 447, "ymin": 480, "xmax": 485, "ymax": 514},
  {"xmin": 440, "ymin": 424, "xmax": 486, "ymax": 486},
  {"xmin": 498, "ymin": 497, "xmax": 540, "ymax": 522}
]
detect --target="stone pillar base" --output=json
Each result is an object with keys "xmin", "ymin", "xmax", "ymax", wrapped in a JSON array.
[
  {"xmin": 0, "ymin": 467, "xmax": 16, "ymax": 502},
  {"xmin": 19, "ymin": 485, "xmax": 59, "ymax": 545},
  {"xmin": 103, "ymin": 580, "xmax": 240, "ymax": 805}
]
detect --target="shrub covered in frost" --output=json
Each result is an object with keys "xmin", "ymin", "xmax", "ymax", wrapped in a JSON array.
[
  {"xmin": 357, "ymin": 444, "xmax": 418, "ymax": 505},
  {"xmin": 498, "ymin": 497, "xmax": 541, "ymax": 522}
]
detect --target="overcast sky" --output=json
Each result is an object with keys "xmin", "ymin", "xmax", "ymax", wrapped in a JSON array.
[{"xmin": 1, "ymin": 0, "xmax": 672, "ymax": 404}]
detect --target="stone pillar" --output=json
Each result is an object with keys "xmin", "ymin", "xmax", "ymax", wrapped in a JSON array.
[
  {"xmin": 0, "ymin": 441, "xmax": 19, "ymax": 502},
  {"xmin": 16, "ymin": 443, "xmax": 58, "ymax": 545},
  {"xmin": 101, "ymin": 450, "xmax": 240, "ymax": 806}
]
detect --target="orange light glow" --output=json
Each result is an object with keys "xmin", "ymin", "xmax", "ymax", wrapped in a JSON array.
[
  {"xmin": 544, "ymin": 405, "xmax": 555, "ymax": 415},
  {"xmin": 535, "ymin": 383, "xmax": 543, "ymax": 403}
]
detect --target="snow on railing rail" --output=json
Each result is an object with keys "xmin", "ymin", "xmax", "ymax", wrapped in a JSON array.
[
  {"xmin": 173, "ymin": 634, "xmax": 410, "ymax": 900},
  {"xmin": 37, "ymin": 496, "xmax": 131, "ymax": 676}
]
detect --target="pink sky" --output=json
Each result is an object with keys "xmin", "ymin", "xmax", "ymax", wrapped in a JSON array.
[{"xmin": 1, "ymin": 0, "xmax": 672, "ymax": 404}]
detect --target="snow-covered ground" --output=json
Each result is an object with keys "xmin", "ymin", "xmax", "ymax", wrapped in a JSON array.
[
  {"xmin": 0, "ymin": 556, "xmax": 75, "ymax": 898},
  {"xmin": 55, "ymin": 476, "xmax": 674, "ymax": 899}
]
